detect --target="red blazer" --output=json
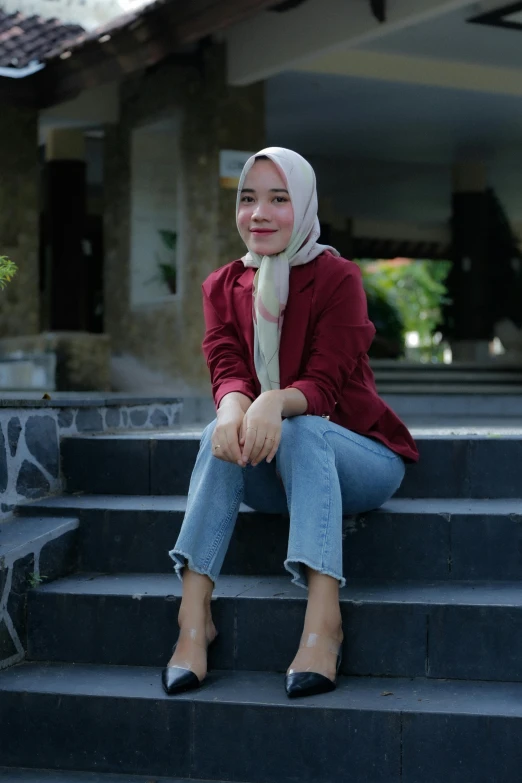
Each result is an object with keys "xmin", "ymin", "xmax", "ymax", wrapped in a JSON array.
[{"xmin": 202, "ymin": 251, "xmax": 419, "ymax": 463}]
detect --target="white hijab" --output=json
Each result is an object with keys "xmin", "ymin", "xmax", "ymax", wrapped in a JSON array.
[{"xmin": 236, "ymin": 147, "xmax": 339, "ymax": 392}]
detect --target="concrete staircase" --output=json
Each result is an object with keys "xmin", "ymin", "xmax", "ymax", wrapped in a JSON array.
[{"xmin": 2, "ymin": 429, "xmax": 522, "ymax": 782}]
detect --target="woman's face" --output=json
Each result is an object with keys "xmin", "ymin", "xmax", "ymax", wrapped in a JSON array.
[{"xmin": 237, "ymin": 159, "xmax": 294, "ymax": 256}]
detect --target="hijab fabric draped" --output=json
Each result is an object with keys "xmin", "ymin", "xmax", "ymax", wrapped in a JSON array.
[{"xmin": 237, "ymin": 147, "xmax": 339, "ymax": 393}]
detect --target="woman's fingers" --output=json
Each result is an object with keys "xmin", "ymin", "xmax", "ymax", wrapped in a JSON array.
[
  {"xmin": 243, "ymin": 422, "xmax": 282, "ymax": 466},
  {"xmin": 249, "ymin": 428, "xmax": 269, "ymax": 466},
  {"xmin": 242, "ymin": 424, "xmax": 262, "ymax": 465},
  {"xmin": 212, "ymin": 424, "xmax": 242, "ymax": 465},
  {"xmin": 265, "ymin": 432, "xmax": 281, "ymax": 464},
  {"xmin": 225, "ymin": 426, "xmax": 243, "ymax": 465},
  {"xmin": 253, "ymin": 432, "xmax": 280, "ymax": 466}
]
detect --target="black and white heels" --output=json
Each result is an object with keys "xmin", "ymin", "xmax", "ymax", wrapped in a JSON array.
[
  {"xmin": 163, "ymin": 628, "xmax": 342, "ymax": 699},
  {"xmin": 285, "ymin": 632, "xmax": 343, "ymax": 699},
  {"xmin": 162, "ymin": 627, "xmax": 217, "ymax": 696}
]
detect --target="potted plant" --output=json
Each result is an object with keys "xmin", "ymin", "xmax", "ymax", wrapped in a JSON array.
[
  {"xmin": 147, "ymin": 230, "xmax": 177, "ymax": 295},
  {"xmin": 0, "ymin": 256, "xmax": 17, "ymax": 289},
  {"xmin": 157, "ymin": 262, "xmax": 177, "ymax": 295}
]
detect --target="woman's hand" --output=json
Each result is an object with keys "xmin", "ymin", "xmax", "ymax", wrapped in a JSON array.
[
  {"xmin": 240, "ymin": 391, "xmax": 284, "ymax": 467},
  {"xmin": 212, "ymin": 399, "xmax": 248, "ymax": 467}
]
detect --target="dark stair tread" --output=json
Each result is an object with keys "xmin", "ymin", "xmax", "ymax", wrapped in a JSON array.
[
  {"xmin": 3, "ymin": 662, "xmax": 522, "ymax": 717},
  {"xmin": 31, "ymin": 572, "xmax": 522, "ymax": 607},
  {"xmin": 21, "ymin": 494, "xmax": 522, "ymax": 515},
  {"xmin": 61, "ymin": 429, "xmax": 522, "ymax": 440},
  {"xmin": 0, "ymin": 516, "xmax": 79, "ymax": 557},
  {"xmin": 0, "ymin": 770, "xmax": 225, "ymax": 783},
  {"xmin": 62, "ymin": 431, "xmax": 200, "ymax": 441}
]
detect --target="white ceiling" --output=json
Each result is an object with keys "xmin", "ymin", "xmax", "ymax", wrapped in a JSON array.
[
  {"xmin": 361, "ymin": 5, "xmax": 522, "ymax": 71},
  {"xmin": 266, "ymin": 69, "xmax": 522, "ymax": 221},
  {"xmin": 266, "ymin": 70, "xmax": 522, "ymax": 166}
]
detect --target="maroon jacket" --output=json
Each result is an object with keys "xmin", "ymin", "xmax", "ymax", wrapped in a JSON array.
[{"xmin": 202, "ymin": 251, "xmax": 419, "ymax": 463}]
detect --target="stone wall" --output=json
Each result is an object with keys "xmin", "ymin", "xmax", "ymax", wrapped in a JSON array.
[
  {"xmin": 104, "ymin": 44, "xmax": 265, "ymax": 392},
  {"xmin": 0, "ymin": 395, "xmax": 181, "ymax": 670},
  {"xmin": 0, "ymin": 398, "xmax": 181, "ymax": 518},
  {"xmin": 0, "ymin": 106, "xmax": 39, "ymax": 339},
  {"xmin": 0, "ymin": 332, "xmax": 112, "ymax": 391},
  {"xmin": 0, "ymin": 515, "xmax": 78, "ymax": 670}
]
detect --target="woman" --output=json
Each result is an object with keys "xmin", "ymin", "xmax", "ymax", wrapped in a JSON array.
[{"xmin": 163, "ymin": 147, "xmax": 419, "ymax": 699}]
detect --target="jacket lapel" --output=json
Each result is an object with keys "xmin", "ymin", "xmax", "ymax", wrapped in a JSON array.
[
  {"xmin": 234, "ymin": 266, "xmax": 256, "ymax": 366},
  {"xmin": 279, "ymin": 260, "xmax": 316, "ymax": 389},
  {"xmin": 234, "ymin": 260, "xmax": 316, "ymax": 392}
]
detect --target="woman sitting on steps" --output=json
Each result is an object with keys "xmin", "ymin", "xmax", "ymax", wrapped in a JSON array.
[{"xmin": 163, "ymin": 147, "xmax": 419, "ymax": 699}]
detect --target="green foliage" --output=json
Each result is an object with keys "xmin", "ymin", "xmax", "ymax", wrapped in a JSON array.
[
  {"xmin": 0, "ymin": 256, "xmax": 17, "ymax": 289},
  {"xmin": 156, "ymin": 230, "xmax": 177, "ymax": 290},
  {"xmin": 157, "ymin": 263, "xmax": 177, "ymax": 283},
  {"xmin": 364, "ymin": 289, "xmax": 405, "ymax": 358},
  {"xmin": 356, "ymin": 258, "xmax": 452, "ymax": 361},
  {"xmin": 28, "ymin": 573, "xmax": 46, "ymax": 588},
  {"xmin": 146, "ymin": 230, "xmax": 178, "ymax": 292},
  {"xmin": 158, "ymin": 229, "xmax": 177, "ymax": 252}
]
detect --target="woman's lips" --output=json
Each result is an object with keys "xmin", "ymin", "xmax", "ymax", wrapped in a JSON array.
[{"xmin": 250, "ymin": 229, "xmax": 276, "ymax": 234}]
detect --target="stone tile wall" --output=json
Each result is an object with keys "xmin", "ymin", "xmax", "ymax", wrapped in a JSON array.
[
  {"xmin": 0, "ymin": 105, "xmax": 39, "ymax": 339},
  {"xmin": 0, "ymin": 401, "xmax": 181, "ymax": 518},
  {"xmin": 0, "ymin": 398, "xmax": 182, "ymax": 670},
  {"xmin": 104, "ymin": 43, "xmax": 265, "ymax": 392},
  {"xmin": 0, "ymin": 516, "xmax": 78, "ymax": 670}
]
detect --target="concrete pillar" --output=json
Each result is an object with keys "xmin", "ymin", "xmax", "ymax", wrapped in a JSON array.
[
  {"xmin": 446, "ymin": 162, "xmax": 491, "ymax": 361},
  {"xmin": 44, "ymin": 129, "xmax": 88, "ymax": 331},
  {"xmin": 104, "ymin": 43, "xmax": 265, "ymax": 393}
]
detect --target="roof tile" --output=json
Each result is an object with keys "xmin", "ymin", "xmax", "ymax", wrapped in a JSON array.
[{"xmin": 0, "ymin": 9, "xmax": 84, "ymax": 68}]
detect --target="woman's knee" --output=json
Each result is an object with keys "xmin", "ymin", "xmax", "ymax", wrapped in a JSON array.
[
  {"xmin": 201, "ymin": 418, "xmax": 217, "ymax": 446},
  {"xmin": 278, "ymin": 416, "xmax": 325, "ymax": 459}
]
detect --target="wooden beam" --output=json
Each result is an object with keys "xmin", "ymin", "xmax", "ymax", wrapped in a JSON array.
[
  {"xmin": 7, "ymin": 0, "xmax": 283, "ymax": 108},
  {"xmin": 33, "ymin": 2, "xmax": 189, "ymax": 106},
  {"xmin": 37, "ymin": 46, "xmax": 199, "ymax": 108},
  {"xmin": 370, "ymin": 0, "xmax": 386, "ymax": 22},
  {"xmin": 174, "ymin": 0, "xmax": 284, "ymax": 43},
  {"xmin": 0, "ymin": 75, "xmax": 39, "ymax": 108}
]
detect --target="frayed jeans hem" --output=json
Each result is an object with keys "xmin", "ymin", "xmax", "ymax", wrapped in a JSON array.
[
  {"xmin": 284, "ymin": 557, "xmax": 346, "ymax": 590},
  {"xmin": 168, "ymin": 548, "xmax": 217, "ymax": 586}
]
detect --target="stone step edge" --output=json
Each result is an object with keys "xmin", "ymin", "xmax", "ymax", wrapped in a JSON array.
[
  {"xmin": 3, "ymin": 662, "xmax": 522, "ymax": 717},
  {"xmin": 18, "ymin": 495, "xmax": 522, "ymax": 516},
  {"xmin": 59, "ymin": 430, "xmax": 522, "ymax": 441},
  {"xmin": 29, "ymin": 572, "xmax": 522, "ymax": 608},
  {"xmin": 0, "ymin": 769, "xmax": 226, "ymax": 783}
]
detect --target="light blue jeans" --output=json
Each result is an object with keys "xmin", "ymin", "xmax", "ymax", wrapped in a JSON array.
[{"xmin": 169, "ymin": 415, "xmax": 406, "ymax": 589}]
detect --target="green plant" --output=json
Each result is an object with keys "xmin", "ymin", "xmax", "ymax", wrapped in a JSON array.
[
  {"xmin": 28, "ymin": 573, "xmax": 46, "ymax": 588},
  {"xmin": 365, "ymin": 289, "xmax": 405, "ymax": 359},
  {"xmin": 0, "ymin": 255, "xmax": 17, "ymax": 289},
  {"xmin": 356, "ymin": 258, "xmax": 452, "ymax": 361},
  {"xmin": 147, "ymin": 230, "xmax": 177, "ymax": 294}
]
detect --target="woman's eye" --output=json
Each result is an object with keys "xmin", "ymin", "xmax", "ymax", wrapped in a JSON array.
[
  {"xmin": 274, "ymin": 197, "xmax": 289, "ymax": 204},
  {"xmin": 241, "ymin": 196, "xmax": 254, "ymax": 203}
]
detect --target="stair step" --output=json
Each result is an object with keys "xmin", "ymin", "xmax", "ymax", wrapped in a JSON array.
[
  {"xmin": 27, "ymin": 573, "xmax": 522, "ymax": 682},
  {"xmin": 21, "ymin": 495, "xmax": 522, "ymax": 581},
  {"xmin": 0, "ymin": 769, "xmax": 217, "ymax": 782},
  {"xmin": 1, "ymin": 662, "xmax": 522, "ymax": 783},
  {"xmin": 60, "ymin": 432, "xmax": 522, "ymax": 498}
]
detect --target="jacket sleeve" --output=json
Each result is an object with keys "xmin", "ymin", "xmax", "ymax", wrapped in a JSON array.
[
  {"xmin": 202, "ymin": 286, "xmax": 258, "ymax": 409},
  {"xmin": 287, "ymin": 267, "xmax": 375, "ymax": 417}
]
